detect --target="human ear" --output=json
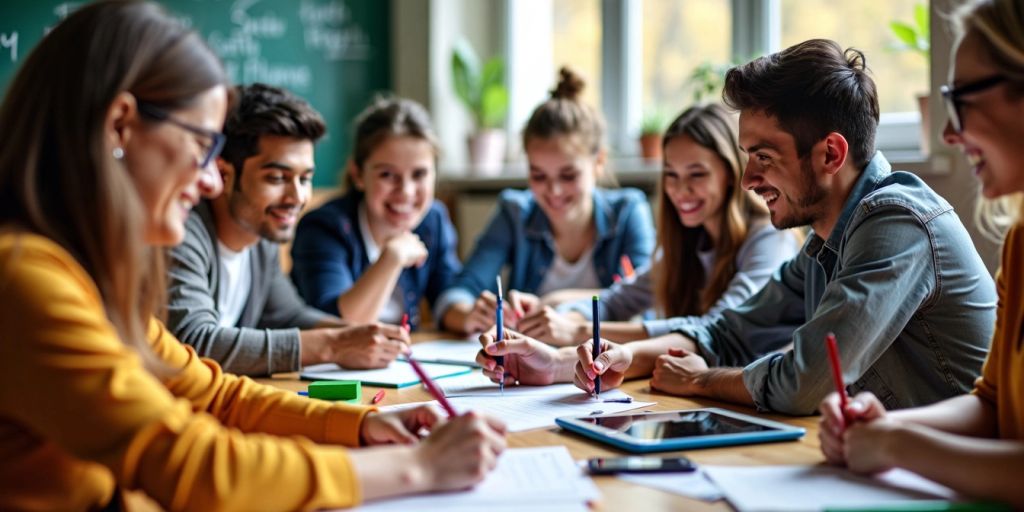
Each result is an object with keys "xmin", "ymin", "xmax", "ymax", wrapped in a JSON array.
[
  {"xmin": 347, "ymin": 160, "xmax": 366, "ymax": 191},
  {"xmin": 820, "ymin": 132, "xmax": 849, "ymax": 176},
  {"xmin": 216, "ymin": 158, "xmax": 236, "ymax": 191},
  {"xmin": 104, "ymin": 91, "xmax": 138, "ymax": 157}
]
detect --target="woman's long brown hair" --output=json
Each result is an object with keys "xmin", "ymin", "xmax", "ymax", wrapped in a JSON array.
[
  {"xmin": 652, "ymin": 104, "xmax": 770, "ymax": 317},
  {"xmin": 0, "ymin": 0, "xmax": 228, "ymax": 371}
]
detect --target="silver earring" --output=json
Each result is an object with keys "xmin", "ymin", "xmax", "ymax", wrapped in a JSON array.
[{"xmin": 112, "ymin": 147, "xmax": 125, "ymax": 160}]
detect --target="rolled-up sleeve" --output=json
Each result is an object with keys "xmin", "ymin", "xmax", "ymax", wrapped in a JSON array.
[{"xmin": 742, "ymin": 209, "xmax": 936, "ymax": 415}]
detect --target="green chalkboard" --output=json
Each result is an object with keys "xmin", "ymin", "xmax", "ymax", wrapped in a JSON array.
[{"xmin": 0, "ymin": 0, "xmax": 392, "ymax": 187}]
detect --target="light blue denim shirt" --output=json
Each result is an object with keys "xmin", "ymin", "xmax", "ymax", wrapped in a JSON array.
[
  {"xmin": 436, "ymin": 187, "xmax": 655, "ymax": 318},
  {"xmin": 671, "ymin": 152, "xmax": 996, "ymax": 415},
  {"xmin": 557, "ymin": 221, "xmax": 802, "ymax": 336}
]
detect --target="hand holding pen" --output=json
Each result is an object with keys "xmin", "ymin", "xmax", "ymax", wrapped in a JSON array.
[{"xmin": 818, "ymin": 332, "xmax": 890, "ymax": 466}]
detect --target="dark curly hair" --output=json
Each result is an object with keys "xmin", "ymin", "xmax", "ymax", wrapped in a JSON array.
[
  {"xmin": 219, "ymin": 83, "xmax": 326, "ymax": 184},
  {"xmin": 723, "ymin": 39, "xmax": 880, "ymax": 170}
]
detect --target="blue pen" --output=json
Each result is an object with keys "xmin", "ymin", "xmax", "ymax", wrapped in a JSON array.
[
  {"xmin": 592, "ymin": 295, "xmax": 601, "ymax": 396},
  {"xmin": 496, "ymin": 276, "xmax": 504, "ymax": 394}
]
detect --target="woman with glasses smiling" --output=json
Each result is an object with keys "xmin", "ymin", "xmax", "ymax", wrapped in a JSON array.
[
  {"xmin": 0, "ymin": 1, "xmax": 505, "ymax": 510},
  {"xmin": 817, "ymin": 0, "xmax": 1024, "ymax": 507}
]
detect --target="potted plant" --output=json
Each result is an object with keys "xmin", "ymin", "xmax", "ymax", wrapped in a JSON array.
[
  {"xmin": 685, "ymin": 61, "xmax": 733, "ymax": 103},
  {"xmin": 639, "ymin": 110, "xmax": 668, "ymax": 161},
  {"xmin": 451, "ymin": 38, "xmax": 509, "ymax": 176},
  {"xmin": 889, "ymin": 3, "xmax": 930, "ymax": 154}
]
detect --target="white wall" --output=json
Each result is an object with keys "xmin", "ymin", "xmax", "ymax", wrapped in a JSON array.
[{"xmin": 391, "ymin": 0, "xmax": 506, "ymax": 174}]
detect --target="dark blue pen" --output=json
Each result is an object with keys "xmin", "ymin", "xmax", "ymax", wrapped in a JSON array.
[
  {"xmin": 496, "ymin": 276, "xmax": 504, "ymax": 394},
  {"xmin": 592, "ymin": 295, "xmax": 601, "ymax": 396}
]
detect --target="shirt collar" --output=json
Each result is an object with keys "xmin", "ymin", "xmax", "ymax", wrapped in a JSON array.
[
  {"xmin": 805, "ymin": 151, "xmax": 890, "ymax": 257},
  {"xmin": 524, "ymin": 188, "xmax": 616, "ymax": 241}
]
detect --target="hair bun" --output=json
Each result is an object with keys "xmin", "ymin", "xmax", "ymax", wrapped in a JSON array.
[
  {"xmin": 551, "ymin": 66, "xmax": 586, "ymax": 101},
  {"xmin": 844, "ymin": 47, "xmax": 867, "ymax": 72}
]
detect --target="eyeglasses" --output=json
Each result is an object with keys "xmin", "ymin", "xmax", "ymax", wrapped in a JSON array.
[
  {"xmin": 137, "ymin": 102, "xmax": 226, "ymax": 168},
  {"xmin": 940, "ymin": 75, "xmax": 1007, "ymax": 133}
]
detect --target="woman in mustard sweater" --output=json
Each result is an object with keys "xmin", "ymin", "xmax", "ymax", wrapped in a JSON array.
[
  {"xmin": 0, "ymin": 1, "xmax": 504, "ymax": 510},
  {"xmin": 817, "ymin": 0, "xmax": 1024, "ymax": 507}
]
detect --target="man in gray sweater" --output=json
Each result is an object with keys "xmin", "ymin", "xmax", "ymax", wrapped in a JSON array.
[{"xmin": 166, "ymin": 83, "xmax": 408, "ymax": 376}]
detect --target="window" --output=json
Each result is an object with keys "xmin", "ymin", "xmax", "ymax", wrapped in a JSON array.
[
  {"xmin": 778, "ymin": 1, "xmax": 928, "ymax": 115},
  {"xmin": 642, "ymin": 0, "xmax": 731, "ymax": 116},
  {"xmin": 507, "ymin": 0, "xmax": 927, "ymax": 157},
  {"xmin": 552, "ymin": 0, "xmax": 602, "ymax": 108}
]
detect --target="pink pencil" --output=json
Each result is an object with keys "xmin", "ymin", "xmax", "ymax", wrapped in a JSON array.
[{"xmin": 406, "ymin": 354, "xmax": 459, "ymax": 418}]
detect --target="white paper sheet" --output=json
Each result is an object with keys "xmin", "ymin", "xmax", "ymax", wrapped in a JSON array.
[
  {"xmin": 617, "ymin": 470, "xmax": 724, "ymax": 501},
  {"xmin": 385, "ymin": 376, "xmax": 655, "ymax": 432},
  {"xmin": 441, "ymin": 370, "xmax": 635, "ymax": 399},
  {"xmin": 403, "ymin": 339, "xmax": 483, "ymax": 367},
  {"xmin": 703, "ymin": 465, "xmax": 963, "ymax": 512},
  {"xmin": 350, "ymin": 446, "xmax": 599, "ymax": 511},
  {"xmin": 300, "ymin": 361, "xmax": 472, "ymax": 388}
]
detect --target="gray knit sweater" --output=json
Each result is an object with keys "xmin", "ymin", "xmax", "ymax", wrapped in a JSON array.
[{"xmin": 165, "ymin": 202, "xmax": 332, "ymax": 376}]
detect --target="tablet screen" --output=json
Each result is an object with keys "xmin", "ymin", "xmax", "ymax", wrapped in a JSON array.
[{"xmin": 580, "ymin": 410, "xmax": 777, "ymax": 440}]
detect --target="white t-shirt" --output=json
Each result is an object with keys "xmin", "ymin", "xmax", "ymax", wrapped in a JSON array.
[
  {"xmin": 358, "ymin": 204, "xmax": 406, "ymax": 324},
  {"xmin": 216, "ymin": 241, "xmax": 252, "ymax": 327},
  {"xmin": 536, "ymin": 246, "xmax": 602, "ymax": 296}
]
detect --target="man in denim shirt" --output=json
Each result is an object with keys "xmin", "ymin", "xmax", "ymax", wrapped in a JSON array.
[{"xmin": 476, "ymin": 39, "xmax": 995, "ymax": 415}]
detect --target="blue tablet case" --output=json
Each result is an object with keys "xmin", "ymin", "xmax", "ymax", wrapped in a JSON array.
[{"xmin": 555, "ymin": 408, "xmax": 805, "ymax": 453}]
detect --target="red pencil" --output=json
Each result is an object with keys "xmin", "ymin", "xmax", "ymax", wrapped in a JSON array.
[
  {"xmin": 825, "ymin": 332, "xmax": 849, "ymax": 423},
  {"xmin": 401, "ymin": 313, "xmax": 410, "ymax": 333}
]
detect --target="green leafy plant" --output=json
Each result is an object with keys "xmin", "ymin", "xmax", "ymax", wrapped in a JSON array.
[
  {"xmin": 640, "ymin": 110, "xmax": 668, "ymax": 136},
  {"xmin": 889, "ymin": 3, "xmax": 929, "ymax": 60},
  {"xmin": 685, "ymin": 61, "xmax": 733, "ymax": 103},
  {"xmin": 451, "ymin": 38, "xmax": 509, "ymax": 130}
]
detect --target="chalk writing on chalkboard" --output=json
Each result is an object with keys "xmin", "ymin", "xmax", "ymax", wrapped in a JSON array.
[
  {"xmin": 299, "ymin": 0, "xmax": 371, "ymax": 61},
  {"xmin": 1, "ymin": 32, "xmax": 16, "ymax": 63}
]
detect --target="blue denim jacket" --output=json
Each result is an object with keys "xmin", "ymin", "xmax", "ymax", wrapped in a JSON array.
[
  {"xmin": 436, "ymin": 187, "xmax": 655, "ymax": 318},
  {"xmin": 289, "ymin": 192, "xmax": 462, "ymax": 330},
  {"xmin": 672, "ymin": 152, "xmax": 996, "ymax": 415}
]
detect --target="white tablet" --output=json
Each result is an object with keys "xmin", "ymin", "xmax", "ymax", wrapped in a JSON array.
[{"xmin": 556, "ymin": 408, "xmax": 805, "ymax": 453}]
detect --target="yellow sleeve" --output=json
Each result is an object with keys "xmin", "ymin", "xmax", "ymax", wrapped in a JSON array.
[
  {"xmin": 152, "ymin": 319, "xmax": 374, "ymax": 447},
  {"xmin": 973, "ymin": 226, "xmax": 1017, "ymax": 405},
  {"xmin": 0, "ymin": 236, "xmax": 366, "ymax": 511}
]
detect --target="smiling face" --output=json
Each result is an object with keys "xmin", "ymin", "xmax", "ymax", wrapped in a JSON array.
[
  {"xmin": 222, "ymin": 135, "xmax": 315, "ymax": 244},
  {"xmin": 662, "ymin": 135, "xmax": 731, "ymax": 236},
  {"xmin": 942, "ymin": 30, "xmax": 1024, "ymax": 199},
  {"xmin": 738, "ymin": 110, "xmax": 827, "ymax": 231},
  {"xmin": 124, "ymin": 86, "xmax": 228, "ymax": 246},
  {"xmin": 524, "ymin": 136, "xmax": 600, "ymax": 226},
  {"xmin": 351, "ymin": 135, "xmax": 436, "ymax": 241}
]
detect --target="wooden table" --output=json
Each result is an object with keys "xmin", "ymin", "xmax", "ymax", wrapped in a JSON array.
[{"xmin": 256, "ymin": 335, "xmax": 825, "ymax": 511}]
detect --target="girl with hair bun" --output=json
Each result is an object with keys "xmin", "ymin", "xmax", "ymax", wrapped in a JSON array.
[{"xmin": 439, "ymin": 67, "xmax": 655, "ymax": 334}]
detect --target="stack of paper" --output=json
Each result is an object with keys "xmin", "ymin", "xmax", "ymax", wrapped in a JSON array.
[
  {"xmin": 702, "ymin": 465, "xmax": 966, "ymax": 512},
  {"xmin": 350, "ymin": 446, "xmax": 599, "ymax": 511}
]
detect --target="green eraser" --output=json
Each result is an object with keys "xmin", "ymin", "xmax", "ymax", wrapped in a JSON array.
[{"xmin": 308, "ymin": 381, "xmax": 361, "ymax": 402}]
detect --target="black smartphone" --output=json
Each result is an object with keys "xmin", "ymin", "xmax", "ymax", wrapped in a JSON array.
[{"xmin": 586, "ymin": 456, "xmax": 697, "ymax": 475}]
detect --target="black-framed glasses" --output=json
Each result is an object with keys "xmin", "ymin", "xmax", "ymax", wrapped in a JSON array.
[
  {"xmin": 940, "ymin": 75, "xmax": 1007, "ymax": 133},
  {"xmin": 137, "ymin": 102, "xmax": 226, "ymax": 168}
]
